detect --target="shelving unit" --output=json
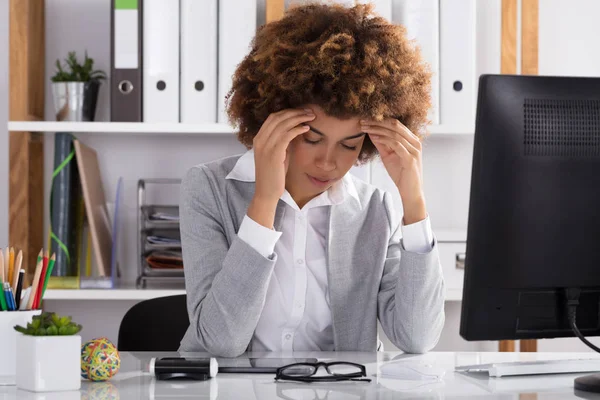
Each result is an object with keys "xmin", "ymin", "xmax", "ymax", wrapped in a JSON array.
[
  {"xmin": 7, "ymin": 121, "xmax": 475, "ymax": 136},
  {"xmin": 8, "ymin": 121, "xmax": 236, "ymax": 135},
  {"xmin": 40, "ymin": 287, "xmax": 462, "ymax": 301},
  {"xmin": 43, "ymin": 287, "xmax": 185, "ymax": 301}
]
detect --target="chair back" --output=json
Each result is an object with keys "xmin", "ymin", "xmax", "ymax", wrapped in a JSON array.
[{"xmin": 118, "ymin": 294, "xmax": 189, "ymax": 351}]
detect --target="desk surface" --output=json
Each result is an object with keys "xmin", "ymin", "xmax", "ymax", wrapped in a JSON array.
[{"xmin": 4, "ymin": 351, "xmax": 600, "ymax": 399}]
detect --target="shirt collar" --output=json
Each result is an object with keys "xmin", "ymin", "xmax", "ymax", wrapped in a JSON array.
[{"xmin": 226, "ymin": 149, "xmax": 360, "ymax": 207}]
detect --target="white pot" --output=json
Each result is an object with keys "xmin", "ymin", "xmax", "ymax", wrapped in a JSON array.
[
  {"xmin": 0, "ymin": 310, "xmax": 42, "ymax": 385},
  {"xmin": 16, "ymin": 334, "xmax": 81, "ymax": 392}
]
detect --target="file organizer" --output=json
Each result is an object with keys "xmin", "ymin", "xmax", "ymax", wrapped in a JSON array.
[{"xmin": 137, "ymin": 179, "xmax": 184, "ymax": 289}]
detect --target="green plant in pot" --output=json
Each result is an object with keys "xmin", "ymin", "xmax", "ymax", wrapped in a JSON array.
[
  {"xmin": 14, "ymin": 312, "xmax": 83, "ymax": 392},
  {"xmin": 14, "ymin": 311, "xmax": 82, "ymax": 336},
  {"xmin": 51, "ymin": 51, "xmax": 106, "ymax": 121}
]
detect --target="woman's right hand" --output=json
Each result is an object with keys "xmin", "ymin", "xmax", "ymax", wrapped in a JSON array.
[{"xmin": 247, "ymin": 108, "xmax": 315, "ymax": 229}]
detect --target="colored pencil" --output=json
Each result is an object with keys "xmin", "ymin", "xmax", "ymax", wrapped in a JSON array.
[
  {"xmin": 41, "ymin": 253, "xmax": 56, "ymax": 304},
  {"xmin": 36, "ymin": 248, "xmax": 43, "ymax": 267},
  {"xmin": 3, "ymin": 248, "xmax": 8, "ymax": 283},
  {"xmin": 0, "ymin": 255, "xmax": 6, "ymax": 311},
  {"xmin": 27, "ymin": 257, "xmax": 43, "ymax": 310},
  {"xmin": 0, "ymin": 248, "xmax": 4, "ymax": 284},
  {"xmin": 34, "ymin": 250, "xmax": 49, "ymax": 309},
  {"xmin": 12, "ymin": 250, "xmax": 22, "ymax": 292},
  {"xmin": 7, "ymin": 247, "xmax": 14, "ymax": 287}
]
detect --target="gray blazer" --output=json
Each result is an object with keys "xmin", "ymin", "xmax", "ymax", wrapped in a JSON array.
[{"xmin": 178, "ymin": 154, "xmax": 445, "ymax": 357}]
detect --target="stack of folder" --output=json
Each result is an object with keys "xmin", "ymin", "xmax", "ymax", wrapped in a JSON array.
[
  {"xmin": 137, "ymin": 180, "xmax": 185, "ymax": 288},
  {"xmin": 110, "ymin": 0, "xmax": 256, "ymax": 124}
]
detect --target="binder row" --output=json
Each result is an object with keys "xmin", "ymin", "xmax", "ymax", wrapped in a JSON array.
[
  {"xmin": 110, "ymin": 0, "xmax": 476, "ymax": 127},
  {"xmin": 110, "ymin": 0, "xmax": 256, "ymax": 123},
  {"xmin": 392, "ymin": 0, "xmax": 477, "ymax": 126}
]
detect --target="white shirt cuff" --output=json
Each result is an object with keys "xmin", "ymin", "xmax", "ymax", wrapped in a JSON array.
[
  {"xmin": 401, "ymin": 214, "xmax": 434, "ymax": 253},
  {"xmin": 237, "ymin": 214, "xmax": 282, "ymax": 258}
]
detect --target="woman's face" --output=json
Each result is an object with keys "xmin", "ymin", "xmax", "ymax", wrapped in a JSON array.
[{"xmin": 286, "ymin": 104, "xmax": 366, "ymax": 207}]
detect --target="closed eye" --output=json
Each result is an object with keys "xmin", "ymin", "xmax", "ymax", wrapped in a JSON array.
[
  {"xmin": 303, "ymin": 137, "xmax": 321, "ymax": 145},
  {"xmin": 304, "ymin": 137, "xmax": 357, "ymax": 151}
]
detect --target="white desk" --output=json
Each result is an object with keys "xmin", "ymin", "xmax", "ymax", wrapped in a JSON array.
[{"xmin": 3, "ymin": 351, "xmax": 600, "ymax": 399}]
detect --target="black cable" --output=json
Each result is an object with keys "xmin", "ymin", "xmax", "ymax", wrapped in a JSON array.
[{"xmin": 566, "ymin": 288, "xmax": 600, "ymax": 354}]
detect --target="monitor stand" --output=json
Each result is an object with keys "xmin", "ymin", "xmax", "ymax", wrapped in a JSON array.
[{"xmin": 575, "ymin": 373, "xmax": 600, "ymax": 393}]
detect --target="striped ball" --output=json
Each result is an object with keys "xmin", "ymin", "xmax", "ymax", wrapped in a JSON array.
[{"xmin": 81, "ymin": 337, "xmax": 121, "ymax": 381}]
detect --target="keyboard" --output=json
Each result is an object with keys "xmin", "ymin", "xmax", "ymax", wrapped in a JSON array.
[{"xmin": 455, "ymin": 358, "xmax": 600, "ymax": 377}]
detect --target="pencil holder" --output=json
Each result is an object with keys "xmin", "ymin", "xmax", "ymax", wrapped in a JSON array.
[{"xmin": 0, "ymin": 310, "xmax": 42, "ymax": 385}]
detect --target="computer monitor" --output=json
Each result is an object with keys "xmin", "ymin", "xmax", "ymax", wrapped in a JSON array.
[{"xmin": 460, "ymin": 74, "xmax": 600, "ymax": 345}]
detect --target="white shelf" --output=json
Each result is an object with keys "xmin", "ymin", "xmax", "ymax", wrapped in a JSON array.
[
  {"xmin": 8, "ymin": 121, "xmax": 473, "ymax": 136},
  {"xmin": 43, "ymin": 288, "xmax": 185, "ymax": 301},
  {"xmin": 7, "ymin": 121, "xmax": 236, "ymax": 135},
  {"xmin": 42, "ymin": 287, "xmax": 461, "ymax": 301}
]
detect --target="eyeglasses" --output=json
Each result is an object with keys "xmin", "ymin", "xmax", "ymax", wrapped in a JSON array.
[{"xmin": 275, "ymin": 361, "xmax": 372, "ymax": 383}]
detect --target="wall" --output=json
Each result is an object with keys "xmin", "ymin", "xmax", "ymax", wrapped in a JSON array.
[{"xmin": 3, "ymin": 0, "xmax": 600, "ymax": 353}]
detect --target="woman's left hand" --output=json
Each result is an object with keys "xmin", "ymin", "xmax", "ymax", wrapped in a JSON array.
[{"xmin": 361, "ymin": 118, "xmax": 427, "ymax": 224}]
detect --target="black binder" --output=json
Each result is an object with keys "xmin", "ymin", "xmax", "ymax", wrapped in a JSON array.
[
  {"xmin": 110, "ymin": 0, "xmax": 143, "ymax": 121},
  {"xmin": 50, "ymin": 132, "xmax": 81, "ymax": 277}
]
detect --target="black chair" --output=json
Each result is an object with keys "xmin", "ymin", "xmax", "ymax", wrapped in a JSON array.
[{"xmin": 118, "ymin": 294, "xmax": 190, "ymax": 351}]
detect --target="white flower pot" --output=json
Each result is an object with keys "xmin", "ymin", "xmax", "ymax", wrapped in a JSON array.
[
  {"xmin": 16, "ymin": 334, "xmax": 81, "ymax": 392},
  {"xmin": 0, "ymin": 310, "xmax": 42, "ymax": 385}
]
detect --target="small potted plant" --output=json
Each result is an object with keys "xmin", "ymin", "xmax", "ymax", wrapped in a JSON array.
[
  {"xmin": 51, "ymin": 51, "xmax": 106, "ymax": 121},
  {"xmin": 14, "ymin": 312, "xmax": 82, "ymax": 392}
]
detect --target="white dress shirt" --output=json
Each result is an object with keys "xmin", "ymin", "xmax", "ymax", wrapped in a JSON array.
[{"xmin": 225, "ymin": 150, "xmax": 434, "ymax": 352}]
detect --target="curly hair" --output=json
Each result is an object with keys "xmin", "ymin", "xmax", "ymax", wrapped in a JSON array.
[{"xmin": 225, "ymin": 1, "xmax": 432, "ymax": 164}]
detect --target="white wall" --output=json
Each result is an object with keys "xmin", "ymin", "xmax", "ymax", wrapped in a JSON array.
[{"xmin": 3, "ymin": 0, "xmax": 600, "ymax": 353}]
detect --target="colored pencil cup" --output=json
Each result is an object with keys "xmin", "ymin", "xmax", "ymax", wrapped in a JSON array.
[
  {"xmin": 0, "ymin": 310, "xmax": 42, "ymax": 385},
  {"xmin": 16, "ymin": 334, "xmax": 81, "ymax": 392}
]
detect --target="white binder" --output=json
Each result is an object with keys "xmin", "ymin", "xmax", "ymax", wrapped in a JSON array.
[
  {"xmin": 143, "ymin": 0, "xmax": 180, "ymax": 122},
  {"xmin": 439, "ymin": 0, "xmax": 476, "ymax": 126},
  {"xmin": 218, "ymin": 0, "xmax": 257, "ymax": 124},
  {"xmin": 393, "ymin": 0, "xmax": 439, "ymax": 125},
  {"xmin": 181, "ymin": 0, "xmax": 218, "ymax": 123}
]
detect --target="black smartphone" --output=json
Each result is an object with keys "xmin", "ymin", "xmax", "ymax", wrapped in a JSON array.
[{"xmin": 217, "ymin": 357, "xmax": 319, "ymax": 374}]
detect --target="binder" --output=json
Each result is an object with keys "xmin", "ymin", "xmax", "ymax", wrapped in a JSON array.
[
  {"xmin": 110, "ymin": 0, "xmax": 143, "ymax": 122},
  {"xmin": 180, "ymin": 0, "xmax": 218, "ymax": 123},
  {"xmin": 393, "ymin": 0, "xmax": 439, "ymax": 125},
  {"xmin": 218, "ymin": 0, "xmax": 257, "ymax": 124},
  {"xmin": 143, "ymin": 0, "xmax": 180, "ymax": 122},
  {"xmin": 439, "ymin": 0, "xmax": 476, "ymax": 126},
  {"xmin": 49, "ymin": 133, "xmax": 81, "ymax": 279}
]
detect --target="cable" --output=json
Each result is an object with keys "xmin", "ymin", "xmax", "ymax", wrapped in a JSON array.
[{"xmin": 566, "ymin": 288, "xmax": 600, "ymax": 354}]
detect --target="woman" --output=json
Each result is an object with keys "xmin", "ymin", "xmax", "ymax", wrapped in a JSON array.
[{"xmin": 179, "ymin": 2, "xmax": 445, "ymax": 357}]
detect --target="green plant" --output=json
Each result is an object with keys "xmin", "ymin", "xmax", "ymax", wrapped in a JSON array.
[
  {"xmin": 14, "ymin": 312, "xmax": 82, "ymax": 336},
  {"xmin": 51, "ymin": 51, "xmax": 106, "ymax": 83}
]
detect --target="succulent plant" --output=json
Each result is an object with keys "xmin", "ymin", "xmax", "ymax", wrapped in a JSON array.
[
  {"xmin": 51, "ymin": 51, "xmax": 106, "ymax": 83},
  {"xmin": 14, "ymin": 312, "xmax": 82, "ymax": 336}
]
